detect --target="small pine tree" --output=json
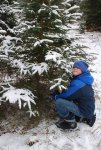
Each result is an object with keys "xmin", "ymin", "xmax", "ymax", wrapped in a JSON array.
[
  {"xmin": 11, "ymin": 0, "xmax": 86, "ymax": 116},
  {"xmin": 0, "ymin": 0, "xmax": 87, "ymax": 118}
]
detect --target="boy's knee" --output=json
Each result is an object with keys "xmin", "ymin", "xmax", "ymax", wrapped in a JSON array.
[{"xmin": 55, "ymin": 98, "xmax": 65, "ymax": 107}]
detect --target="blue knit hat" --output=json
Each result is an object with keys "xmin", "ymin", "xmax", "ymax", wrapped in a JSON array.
[{"xmin": 73, "ymin": 60, "xmax": 89, "ymax": 72}]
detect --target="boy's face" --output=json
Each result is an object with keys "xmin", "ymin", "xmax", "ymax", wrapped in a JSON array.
[{"xmin": 72, "ymin": 68, "xmax": 82, "ymax": 76}]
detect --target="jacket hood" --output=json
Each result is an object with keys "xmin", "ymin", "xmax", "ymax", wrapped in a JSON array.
[{"xmin": 75, "ymin": 72, "xmax": 94, "ymax": 85}]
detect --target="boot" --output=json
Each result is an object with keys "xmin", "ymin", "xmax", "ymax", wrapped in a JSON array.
[
  {"xmin": 82, "ymin": 114, "xmax": 96, "ymax": 127},
  {"xmin": 75, "ymin": 114, "xmax": 96, "ymax": 127},
  {"xmin": 55, "ymin": 119, "xmax": 77, "ymax": 130}
]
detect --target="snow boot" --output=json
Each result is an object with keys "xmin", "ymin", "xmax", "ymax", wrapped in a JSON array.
[
  {"xmin": 82, "ymin": 114, "xmax": 96, "ymax": 127},
  {"xmin": 75, "ymin": 114, "xmax": 96, "ymax": 127},
  {"xmin": 55, "ymin": 119, "xmax": 77, "ymax": 130}
]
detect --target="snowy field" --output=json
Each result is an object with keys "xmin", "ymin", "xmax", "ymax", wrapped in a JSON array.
[{"xmin": 0, "ymin": 32, "xmax": 101, "ymax": 150}]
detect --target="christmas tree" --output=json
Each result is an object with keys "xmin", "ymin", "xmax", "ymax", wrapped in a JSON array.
[{"xmin": 0, "ymin": 0, "xmax": 87, "ymax": 118}]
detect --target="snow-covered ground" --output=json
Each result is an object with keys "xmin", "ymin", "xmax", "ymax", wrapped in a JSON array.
[{"xmin": 0, "ymin": 32, "xmax": 101, "ymax": 150}]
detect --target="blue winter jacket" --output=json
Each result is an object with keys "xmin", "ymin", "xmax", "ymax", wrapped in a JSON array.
[{"xmin": 55, "ymin": 72, "xmax": 95, "ymax": 119}]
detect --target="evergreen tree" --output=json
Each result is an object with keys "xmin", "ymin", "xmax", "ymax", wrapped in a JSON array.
[
  {"xmin": 0, "ymin": 0, "xmax": 38, "ymax": 117},
  {"xmin": 0, "ymin": 0, "xmax": 87, "ymax": 118},
  {"xmin": 81, "ymin": 0, "xmax": 101, "ymax": 30},
  {"xmin": 11, "ymin": 0, "xmax": 86, "ymax": 116}
]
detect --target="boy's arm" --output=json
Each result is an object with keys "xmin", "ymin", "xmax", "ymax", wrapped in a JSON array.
[{"xmin": 54, "ymin": 80, "xmax": 85, "ymax": 100}]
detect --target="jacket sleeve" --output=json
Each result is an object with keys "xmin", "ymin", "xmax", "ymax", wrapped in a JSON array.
[{"xmin": 55, "ymin": 79, "xmax": 85, "ymax": 100}]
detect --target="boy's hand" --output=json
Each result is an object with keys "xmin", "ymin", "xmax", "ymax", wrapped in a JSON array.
[
  {"xmin": 50, "ymin": 94, "xmax": 56, "ymax": 101},
  {"xmin": 50, "ymin": 90, "xmax": 58, "ymax": 101}
]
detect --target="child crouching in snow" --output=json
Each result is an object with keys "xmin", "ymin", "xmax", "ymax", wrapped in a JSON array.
[{"xmin": 51, "ymin": 60, "xmax": 96, "ymax": 130}]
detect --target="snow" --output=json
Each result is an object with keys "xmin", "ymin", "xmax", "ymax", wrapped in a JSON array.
[
  {"xmin": 52, "ymin": 10, "xmax": 60, "ymax": 17},
  {"xmin": 68, "ymin": 5, "xmax": 80, "ymax": 12},
  {"xmin": 1, "ymin": 36, "xmax": 20, "ymax": 56},
  {"xmin": 31, "ymin": 62, "xmax": 48, "ymax": 75},
  {"xmin": 12, "ymin": 59, "xmax": 29, "ymax": 75},
  {"xmin": 50, "ymin": 78, "xmax": 67, "ymax": 92},
  {"xmin": 2, "ymin": 88, "xmax": 36, "ymax": 105},
  {"xmin": 1, "ymin": 88, "xmax": 38, "ymax": 117},
  {"xmin": 0, "ymin": 30, "xmax": 7, "ymax": 34},
  {"xmin": 0, "ymin": 31, "xmax": 101, "ymax": 150},
  {"xmin": 34, "ymin": 39, "xmax": 53, "ymax": 47},
  {"xmin": 45, "ymin": 51, "xmax": 62, "ymax": 63}
]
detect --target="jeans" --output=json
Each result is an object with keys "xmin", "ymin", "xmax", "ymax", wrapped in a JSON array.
[{"xmin": 55, "ymin": 98, "xmax": 84, "ymax": 120}]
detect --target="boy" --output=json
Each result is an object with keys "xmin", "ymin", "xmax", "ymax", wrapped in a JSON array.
[{"xmin": 52, "ymin": 60, "xmax": 96, "ymax": 130}]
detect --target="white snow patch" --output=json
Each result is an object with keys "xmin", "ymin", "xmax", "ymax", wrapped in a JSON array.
[{"xmin": 31, "ymin": 62, "xmax": 48, "ymax": 75}]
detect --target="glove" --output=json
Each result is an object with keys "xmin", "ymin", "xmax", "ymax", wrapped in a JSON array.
[{"xmin": 50, "ymin": 91, "xmax": 57, "ymax": 101}]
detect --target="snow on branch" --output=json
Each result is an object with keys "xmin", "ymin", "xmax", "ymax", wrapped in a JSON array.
[
  {"xmin": 12, "ymin": 60, "xmax": 48, "ymax": 76},
  {"xmin": 38, "ymin": 8, "xmax": 46, "ymax": 14},
  {"xmin": 45, "ymin": 51, "xmax": 66, "ymax": 65},
  {"xmin": 68, "ymin": 5, "xmax": 79, "ymax": 12},
  {"xmin": 12, "ymin": 59, "xmax": 30, "ymax": 75},
  {"xmin": 52, "ymin": 10, "xmax": 61, "ymax": 17},
  {"xmin": 0, "ymin": 20, "xmax": 15, "ymax": 35},
  {"xmin": 66, "ymin": 0, "xmax": 73, "ymax": 3},
  {"xmin": 50, "ymin": 78, "xmax": 67, "ymax": 93},
  {"xmin": 38, "ymin": 3, "xmax": 47, "ymax": 14},
  {"xmin": 1, "ymin": 86, "xmax": 38, "ymax": 117},
  {"xmin": 45, "ymin": 51, "xmax": 62, "ymax": 62},
  {"xmin": 0, "ymin": 29, "xmax": 7, "ymax": 34},
  {"xmin": 62, "ymin": 1, "xmax": 71, "ymax": 7},
  {"xmin": 50, "ymin": 5, "xmax": 59, "ymax": 9},
  {"xmin": 30, "ymin": 62, "xmax": 48, "ymax": 75},
  {"xmin": 34, "ymin": 39, "xmax": 53, "ymax": 48},
  {"xmin": 1, "ymin": 36, "xmax": 21, "ymax": 56}
]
